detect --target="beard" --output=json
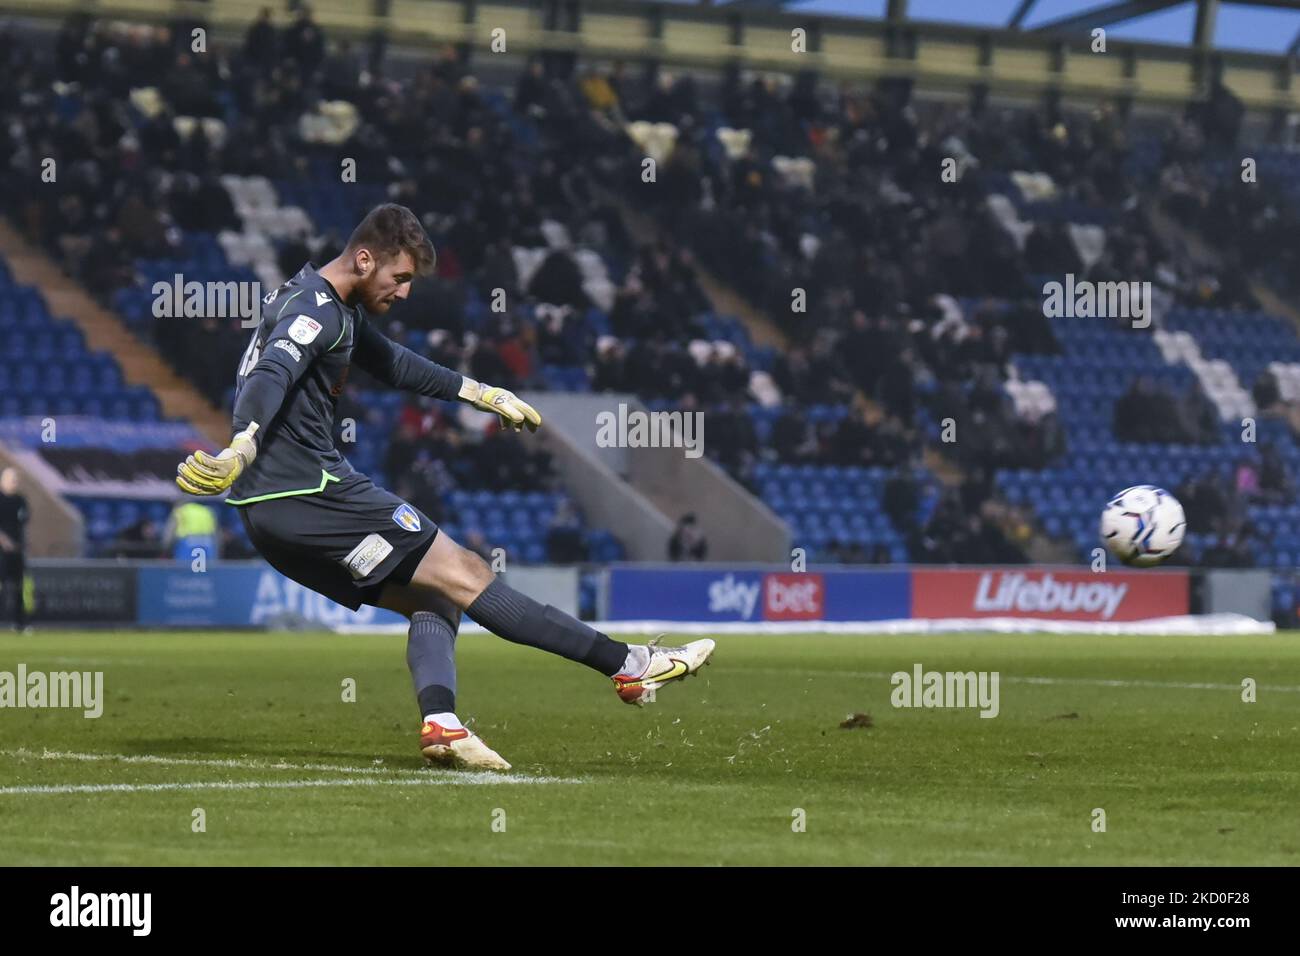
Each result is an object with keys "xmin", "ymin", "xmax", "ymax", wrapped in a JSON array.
[{"xmin": 356, "ymin": 278, "xmax": 395, "ymax": 313}]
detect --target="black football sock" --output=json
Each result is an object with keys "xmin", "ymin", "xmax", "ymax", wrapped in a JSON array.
[
  {"xmin": 407, "ymin": 609, "xmax": 458, "ymax": 718},
  {"xmin": 466, "ymin": 577, "xmax": 628, "ymax": 677}
]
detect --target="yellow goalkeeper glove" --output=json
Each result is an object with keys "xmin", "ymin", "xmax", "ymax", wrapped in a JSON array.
[
  {"xmin": 176, "ymin": 424, "xmax": 260, "ymax": 496},
  {"xmin": 458, "ymin": 377, "xmax": 542, "ymax": 433}
]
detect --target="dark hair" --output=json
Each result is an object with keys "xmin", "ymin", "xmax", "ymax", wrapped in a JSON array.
[{"xmin": 345, "ymin": 203, "xmax": 436, "ymax": 275}]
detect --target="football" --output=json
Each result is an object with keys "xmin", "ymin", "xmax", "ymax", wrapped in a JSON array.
[{"xmin": 1099, "ymin": 485, "xmax": 1187, "ymax": 567}]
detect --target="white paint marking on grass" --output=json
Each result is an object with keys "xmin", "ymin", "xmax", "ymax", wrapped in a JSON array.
[
  {"xmin": 0, "ymin": 775, "xmax": 572, "ymax": 795},
  {"xmin": 762, "ymin": 669, "xmax": 1300, "ymax": 694},
  {"xmin": 16, "ymin": 657, "xmax": 136, "ymax": 667},
  {"xmin": 4, "ymin": 748, "xmax": 427, "ymax": 776},
  {"xmin": 1009, "ymin": 675, "xmax": 1300, "ymax": 693},
  {"xmin": 0, "ymin": 749, "xmax": 582, "ymax": 786}
]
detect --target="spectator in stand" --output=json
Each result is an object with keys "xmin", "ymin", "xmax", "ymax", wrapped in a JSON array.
[
  {"xmin": 545, "ymin": 500, "xmax": 587, "ymax": 564},
  {"xmin": 468, "ymin": 428, "xmax": 555, "ymax": 492},
  {"xmin": 1202, "ymin": 528, "xmax": 1255, "ymax": 568},
  {"xmin": 1259, "ymin": 443, "xmax": 1292, "ymax": 503},
  {"xmin": 771, "ymin": 403, "xmax": 818, "ymax": 463},
  {"xmin": 830, "ymin": 402, "xmax": 875, "ymax": 467},
  {"xmin": 578, "ymin": 63, "xmax": 624, "ymax": 126},
  {"xmin": 220, "ymin": 526, "xmax": 259, "ymax": 560},
  {"xmin": 827, "ymin": 539, "xmax": 867, "ymax": 563},
  {"xmin": 668, "ymin": 513, "xmax": 708, "ymax": 562},
  {"xmin": 0, "ymin": 469, "xmax": 30, "ymax": 631},
  {"xmin": 322, "ymin": 38, "xmax": 363, "ymax": 101},
  {"xmin": 1253, "ymin": 370, "xmax": 1281, "ymax": 412},
  {"xmin": 1179, "ymin": 382, "xmax": 1221, "ymax": 445},
  {"xmin": 911, "ymin": 491, "xmax": 964, "ymax": 563},
  {"xmin": 1178, "ymin": 473, "xmax": 1230, "ymax": 534},
  {"xmin": 164, "ymin": 500, "xmax": 218, "ymax": 563},
  {"xmin": 281, "ymin": 4, "xmax": 325, "ymax": 78},
  {"xmin": 708, "ymin": 398, "xmax": 759, "ymax": 473},
  {"xmin": 384, "ymin": 418, "xmax": 423, "ymax": 481},
  {"xmin": 243, "ymin": 7, "xmax": 277, "ymax": 65},
  {"xmin": 1114, "ymin": 378, "xmax": 1188, "ymax": 443},
  {"xmin": 884, "ymin": 465, "xmax": 922, "ymax": 533},
  {"xmin": 1235, "ymin": 456, "xmax": 1260, "ymax": 502},
  {"xmin": 110, "ymin": 517, "xmax": 162, "ymax": 559}
]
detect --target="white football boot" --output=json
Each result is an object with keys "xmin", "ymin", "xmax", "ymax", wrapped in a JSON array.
[
  {"xmin": 420, "ymin": 718, "xmax": 512, "ymax": 770},
  {"xmin": 613, "ymin": 636, "xmax": 715, "ymax": 706}
]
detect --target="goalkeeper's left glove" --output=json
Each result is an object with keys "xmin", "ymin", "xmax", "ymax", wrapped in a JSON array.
[
  {"xmin": 458, "ymin": 377, "xmax": 542, "ymax": 433},
  {"xmin": 176, "ymin": 424, "xmax": 260, "ymax": 496}
]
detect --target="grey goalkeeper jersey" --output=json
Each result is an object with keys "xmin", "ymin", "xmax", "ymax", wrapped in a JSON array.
[{"xmin": 226, "ymin": 263, "xmax": 463, "ymax": 505}]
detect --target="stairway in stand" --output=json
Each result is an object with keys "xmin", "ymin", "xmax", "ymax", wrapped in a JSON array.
[{"xmin": 0, "ymin": 220, "xmax": 229, "ymax": 447}]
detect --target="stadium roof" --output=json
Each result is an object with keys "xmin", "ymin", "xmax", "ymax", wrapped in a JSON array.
[{"xmin": 691, "ymin": 0, "xmax": 1300, "ymax": 55}]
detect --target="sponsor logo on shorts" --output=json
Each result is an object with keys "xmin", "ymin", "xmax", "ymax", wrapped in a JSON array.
[
  {"xmin": 287, "ymin": 315, "xmax": 322, "ymax": 344},
  {"xmin": 342, "ymin": 533, "xmax": 393, "ymax": 579},
  {"xmin": 272, "ymin": 339, "xmax": 302, "ymax": 362},
  {"xmin": 392, "ymin": 504, "xmax": 421, "ymax": 533}
]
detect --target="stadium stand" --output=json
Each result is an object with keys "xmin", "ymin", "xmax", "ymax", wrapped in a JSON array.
[{"xmin": 4, "ymin": 8, "xmax": 1300, "ymax": 621}]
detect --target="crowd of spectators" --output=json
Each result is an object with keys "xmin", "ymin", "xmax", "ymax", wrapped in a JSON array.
[
  {"xmin": 105, "ymin": 506, "xmax": 260, "ymax": 560},
  {"xmin": 376, "ymin": 396, "xmax": 556, "ymax": 510},
  {"xmin": 561, "ymin": 60, "xmax": 1262, "ymax": 483},
  {"xmin": 370, "ymin": 397, "xmax": 599, "ymax": 563},
  {"xmin": 5, "ymin": 9, "xmax": 1300, "ymax": 572},
  {"xmin": 1112, "ymin": 377, "xmax": 1223, "ymax": 445},
  {"xmin": 881, "ymin": 465, "xmax": 1032, "ymax": 565},
  {"xmin": 1156, "ymin": 440, "xmax": 1297, "ymax": 571},
  {"xmin": 0, "ymin": 10, "xmax": 607, "ymax": 406},
  {"xmin": 1153, "ymin": 85, "xmax": 1300, "ymax": 304}
]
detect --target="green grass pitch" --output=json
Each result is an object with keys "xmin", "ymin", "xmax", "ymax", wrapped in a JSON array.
[{"xmin": 0, "ymin": 630, "xmax": 1297, "ymax": 865}]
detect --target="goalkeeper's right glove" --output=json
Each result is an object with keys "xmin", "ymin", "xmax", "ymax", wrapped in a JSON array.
[{"xmin": 176, "ymin": 424, "xmax": 259, "ymax": 496}]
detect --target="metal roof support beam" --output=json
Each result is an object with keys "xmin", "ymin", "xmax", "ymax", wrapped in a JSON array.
[
  {"xmin": 1030, "ymin": 0, "xmax": 1181, "ymax": 35},
  {"xmin": 1194, "ymin": 0, "xmax": 1219, "ymax": 50},
  {"xmin": 1008, "ymin": 0, "xmax": 1040, "ymax": 29},
  {"xmin": 716, "ymin": 1, "xmax": 796, "ymax": 9}
]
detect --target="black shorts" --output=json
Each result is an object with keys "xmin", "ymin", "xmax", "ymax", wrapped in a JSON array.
[
  {"xmin": 236, "ymin": 472, "xmax": 438, "ymax": 611},
  {"xmin": 1, "ymin": 551, "xmax": 22, "ymax": 580}
]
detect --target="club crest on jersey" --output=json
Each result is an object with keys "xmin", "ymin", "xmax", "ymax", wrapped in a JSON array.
[
  {"xmin": 287, "ymin": 315, "xmax": 322, "ymax": 344},
  {"xmin": 392, "ymin": 504, "xmax": 421, "ymax": 532}
]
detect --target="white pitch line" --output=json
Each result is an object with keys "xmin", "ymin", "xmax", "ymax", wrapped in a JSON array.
[
  {"xmin": 1010, "ymin": 675, "xmax": 1300, "ymax": 693},
  {"xmin": 0, "ymin": 775, "xmax": 568, "ymax": 795},
  {"xmin": 0, "ymin": 749, "xmax": 582, "ymax": 786},
  {"xmin": 762, "ymin": 669, "xmax": 1300, "ymax": 694},
  {"xmin": 3, "ymin": 748, "xmax": 427, "ymax": 776}
]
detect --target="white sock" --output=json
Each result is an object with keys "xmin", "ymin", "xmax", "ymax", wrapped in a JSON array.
[
  {"xmin": 424, "ymin": 711, "xmax": 463, "ymax": 730},
  {"xmin": 620, "ymin": 645, "xmax": 651, "ymax": 676}
]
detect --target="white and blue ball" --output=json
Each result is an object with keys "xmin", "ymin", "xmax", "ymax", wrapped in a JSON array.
[{"xmin": 1099, "ymin": 485, "xmax": 1186, "ymax": 567}]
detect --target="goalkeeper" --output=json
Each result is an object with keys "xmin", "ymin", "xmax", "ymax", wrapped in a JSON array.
[{"xmin": 177, "ymin": 204, "xmax": 713, "ymax": 769}]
